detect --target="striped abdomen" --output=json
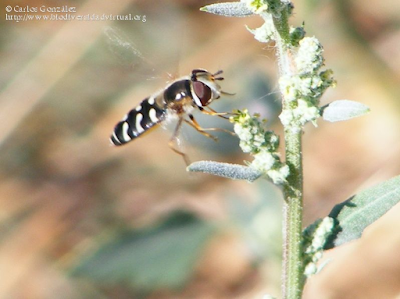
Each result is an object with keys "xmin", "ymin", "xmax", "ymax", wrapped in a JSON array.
[{"xmin": 110, "ymin": 96, "xmax": 166, "ymax": 145}]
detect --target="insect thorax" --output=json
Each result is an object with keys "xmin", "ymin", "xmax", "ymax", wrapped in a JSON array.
[{"xmin": 163, "ymin": 79, "xmax": 196, "ymax": 115}]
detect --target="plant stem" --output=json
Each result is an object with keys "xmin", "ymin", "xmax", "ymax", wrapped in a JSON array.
[
  {"xmin": 282, "ymin": 129, "xmax": 304, "ymax": 299},
  {"xmin": 269, "ymin": 9, "xmax": 305, "ymax": 299}
]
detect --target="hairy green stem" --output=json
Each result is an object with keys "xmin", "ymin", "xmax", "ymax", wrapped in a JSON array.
[
  {"xmin": 282, "ymin": 129, "xmax": 304, "ymax": 298},
  {"xmin": 271, "ymin": 9, "xmax": 305, "ymax": 299}
]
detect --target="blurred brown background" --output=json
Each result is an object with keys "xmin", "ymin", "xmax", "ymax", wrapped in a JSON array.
[{"xmin": 1, "ymin": 0, "xmax": 400, "ymax": 298}]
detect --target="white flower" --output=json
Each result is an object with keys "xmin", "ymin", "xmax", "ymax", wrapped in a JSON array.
[
  {"xmin": 247, "ymin": 16, "xmax": 275, "ymax": 43},
  {"xmin": 279, "ymin": 109, "xmax": 294, "ymax": 127},
  {"xmin": 304, "ymin": 263, "xmax": 318, "ymax": 277},
  {"xmin": 242, "ymin": 0, "xmax": 269, "ymax": 14},
  {"xmin": 234, "ymin": 124, "xmax": 252, "ymax": 142},
  {"xmin": 251, "ymin": 150, "xmax": 276, "ymax": 171},
  {"xmin": 279, "ymin": 75, "xmax": 298, "ymax": 102},
  {"xmin": 267, "ymin": 165, "xmax": 289, "ymax": 184},
  {"xmin": 295, "ymin": 37, "xmax": 324, "ymax": 73},
  {"xmin": 231, "ymin": 110, "xmax": 288, "ymax": 184},
  {"xmin": 304, "ymin": 217, "xmax": 335, "ymax": 277},
  {"xmin": 294, "ymin": 99, "xmax": 320, "ymax": 124}
]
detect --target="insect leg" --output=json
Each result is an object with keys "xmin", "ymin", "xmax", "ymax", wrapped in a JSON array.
[
  {"xmin": 186, "ymin": 115, "xmax": 236, "ymax": 139},
  {"xmin": 168, "ymin": 117, "xmax": 191, "ymax": 166},
  {"xmin": 198, "ymin": 106, "xmax": 232, "ymax": 120}
]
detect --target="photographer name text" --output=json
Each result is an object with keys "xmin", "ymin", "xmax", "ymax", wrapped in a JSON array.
[
  {"xmin": 4, "ymin": 5, "xmax": 147, "ymax": 22},
  {"xmin": 6, "ymin": 5, "xmax": 76, "ymax": 13}
]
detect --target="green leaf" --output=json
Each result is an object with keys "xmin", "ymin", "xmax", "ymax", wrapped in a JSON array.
[
  {"xmin": 72, "ymin": 212, "xmax": 215, "ymax": 291},
  {"xmin": 200, "ymin": 2, "xmax": 254, "ymax": 17},
  {"xmin": 322, "ymin": 100, "xmax": 370, "ymax": 122},
  {"xmin": 187, "ymin": 161, "xmax": 262, "ymax": 182},
  {"xmin": 324, "ymin": 175, "xmax": 400, "ymax": 249}
]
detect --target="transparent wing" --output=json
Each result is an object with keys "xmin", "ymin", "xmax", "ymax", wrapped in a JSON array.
[
  {"xmin": 103, "ymin": 26, "xmax": 158, "ymax": 79},
  {"xmin": 104, "ymin": 26, "xmax": 145, "ymax": 62}
]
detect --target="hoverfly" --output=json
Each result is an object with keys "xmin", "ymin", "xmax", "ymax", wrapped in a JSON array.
[{"xmin": 110, "ymin": 69, "xmax": 233, "ymax": 165}]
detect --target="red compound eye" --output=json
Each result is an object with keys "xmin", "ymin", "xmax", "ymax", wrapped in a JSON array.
[{"xmin": 193, "ymin": 81, "xmax": 212, "ymax": 106}]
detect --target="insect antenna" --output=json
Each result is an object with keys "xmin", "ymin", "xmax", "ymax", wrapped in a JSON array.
[
  {"xmin": 221, "ymin": 90, "xmax": 236, "ymax": 96},
  {"xmin": 212, "ymin": 70, "xmax": 224, "ymax": 81}
]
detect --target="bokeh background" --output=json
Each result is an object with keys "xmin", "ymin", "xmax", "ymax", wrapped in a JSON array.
[{"xmin": 1, "ymin": 0, "xmax": 400, "ymax": 298}]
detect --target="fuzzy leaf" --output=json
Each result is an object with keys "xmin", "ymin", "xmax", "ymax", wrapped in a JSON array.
[
  {"xmin": 72, "ymin": 212, "xmax": 215, "ymax": 290},
  {"xmin": 324, "ymin": 176, "xmax": 400, "ymax": 249},
  {"xmin": 322, "ymin": 100, "xmax": 370, "ymax": 122},
  {"xmin": 187, "ymin": 161, "xmax": 262, "ymax": 182},
  {"xmin": 200, "ymin": 2, "xmax": 254, "ymax": 17}
]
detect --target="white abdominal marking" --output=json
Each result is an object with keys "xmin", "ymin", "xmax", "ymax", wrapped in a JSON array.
[
  {"xmin": 121, "ymin": 122, "xmax": 131, "ymax": 142},
  {"xmin": 149, "ymin": 108, "xmax": 158, "ymax": 123},
  {"xmin": 135, "ymin": 113, "xmax": 145, "ymax": 133}
]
